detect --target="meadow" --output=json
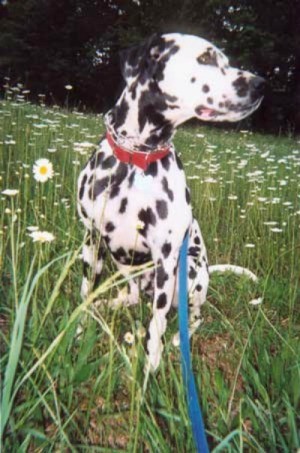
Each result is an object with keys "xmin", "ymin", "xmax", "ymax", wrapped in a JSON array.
[{"xmin": 0, "ymin": 88, "xmax": 299, "ymax": 452}]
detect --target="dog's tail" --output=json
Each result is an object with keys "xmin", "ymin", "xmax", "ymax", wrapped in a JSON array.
[{"xmin": 208, "ymin": 264, "xmax": 258, "ymax": 282}]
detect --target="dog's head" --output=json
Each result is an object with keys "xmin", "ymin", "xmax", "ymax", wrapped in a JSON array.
[{"xmin": 120, "ymin": 33, "xmax": 265, "ymax": 125}]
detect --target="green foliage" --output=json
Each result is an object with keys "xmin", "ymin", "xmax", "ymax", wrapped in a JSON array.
[{"xmin": 0, "ymin": 99, "xmax": 299, "ymax": 450}]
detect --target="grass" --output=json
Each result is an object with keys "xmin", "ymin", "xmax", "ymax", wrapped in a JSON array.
[{"xmin": 0, "ymin": 89, "xmax": 299, "ymax": 452}]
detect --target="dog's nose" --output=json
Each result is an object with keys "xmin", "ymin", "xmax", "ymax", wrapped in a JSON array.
[{"xmin": 249, "ymin": 76, "xmax": 265, "ymax": 99}]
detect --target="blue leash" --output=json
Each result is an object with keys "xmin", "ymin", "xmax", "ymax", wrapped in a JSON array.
[{"xmin": 179, "ymin": 234, "xmax": 210, "ymax": 453}]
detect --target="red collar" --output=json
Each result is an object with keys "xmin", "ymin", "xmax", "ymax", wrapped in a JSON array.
[{"xmin": 106, "ymin": 131, "xmax": 170, "ymax": 170}]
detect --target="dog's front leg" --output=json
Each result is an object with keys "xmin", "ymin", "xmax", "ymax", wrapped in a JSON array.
[
  {"xmin": 146, "ymin": 255, "xmax": 178, "ymax": 372},
  {"xmin": 81, "ymin": 228, "xmax": 105, "ymax": 300}
]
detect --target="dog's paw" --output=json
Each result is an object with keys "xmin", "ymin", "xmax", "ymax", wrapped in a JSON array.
[
  {"xmin": 145, "ymin": 341, "xmax": 163, "ymax": 373},
  {"xmin": 172, "ymin": 318, "xmax": 203, "ymax": 347},
  {"xmin": 109, "ymin": 286, "xmax": 139, "ymax": 309}
]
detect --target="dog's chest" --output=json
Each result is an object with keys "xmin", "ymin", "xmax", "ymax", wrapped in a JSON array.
[{"xmin": 78, "ymin": 140, "xmax": 192, "ymax": 252}]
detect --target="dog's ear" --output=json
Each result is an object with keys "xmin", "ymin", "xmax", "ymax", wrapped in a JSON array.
[{"xmin": 119, "ymin": 34, "xmax": 167, "ymax": 85}]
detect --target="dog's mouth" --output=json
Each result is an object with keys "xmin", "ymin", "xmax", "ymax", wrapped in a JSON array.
[
  {"xmin": 195, "ymin": 97, "xmax": 263, "ymax": 122},
  {"xmin": 195, "ymin": 106, "xmax": 225, "ymax": 120}
]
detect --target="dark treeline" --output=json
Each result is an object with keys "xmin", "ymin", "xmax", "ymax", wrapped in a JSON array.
[{"xmin": 0, "ymin": 0, "xmax": 300, "ymax": 134}]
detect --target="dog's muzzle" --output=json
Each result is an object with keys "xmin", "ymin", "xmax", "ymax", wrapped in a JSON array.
[{"xmin": 249, "ymin": 76, "xmax": 266, "ymax": 102}]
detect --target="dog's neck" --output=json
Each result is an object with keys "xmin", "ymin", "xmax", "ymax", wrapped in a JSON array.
[{"xmin": 105, "ymin": 83, "xmax": 184, "ymax": 153}]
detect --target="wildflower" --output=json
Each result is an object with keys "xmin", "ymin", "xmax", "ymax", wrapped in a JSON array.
[
  {"xmin": 27, "ymin": 226, "xmax": 39, "ymax": 232},
  {"xmin": 124, "ymin": 332, "xmax": 135, "ymax": 345},
  {"xmin": 29, "ymin": 230, "xmax": 55, "ymax": 243},
  {"xmin": 264, "ymin": 221, "xmax": 278, "ymax": 226},
  {"xmin": 136, "ymin": 220, "xmax": 145, "ymax": 231},
  {"xmin": 136, "ymin": 325, "xmax": 146, "ymax": 339},
  {"xmin": 33, "ymin": 158, "xmax": 54, "ymax": 182},
  {"xmin": 270, "ymin": 227, "xmax": 283, "ymax": 233},
  {"xmin": 65, "ymin": 85, "xmax": 73, "ymax": 90},
  {"xmin": 245, "ymin": 243, "xmax": 255, "ymax": 248},
  {"xmin": 204, "ymin": 177, "xmax": 218, "ymax": 183},
  {"xmin": 249, "ymin": 297, "xmax": 263, "ymax": 306},
  {"xmin": 2, "ymin": 189, "xmax": 19, "ymax": 196}
]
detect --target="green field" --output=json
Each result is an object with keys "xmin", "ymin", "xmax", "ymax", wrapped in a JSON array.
[{"xmin": 1, "ymin": 94, "xmax": 299, "ymax": 452}]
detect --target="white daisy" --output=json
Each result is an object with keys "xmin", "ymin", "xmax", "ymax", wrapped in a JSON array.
[
  {"xmin": 27, "ymin": 226, "xmax": 39, "ymax": 232},
  {"xmin": 124, "ymin": 332, "xmax": 135, "ymax": 345},
  {"xmin": 33, "ymin": 158, "xmax": 54, "ymax": 183},
  {"xmin": 2, "ymin": 189, "xmax": 19, "ymax": 196},
  {"xmin": 249, "ymin": 297, "xmax": 263, "ymax": 306},
  {"xmin": 29, "ymin": 230, "xmax": 55, "ymax": 243}
]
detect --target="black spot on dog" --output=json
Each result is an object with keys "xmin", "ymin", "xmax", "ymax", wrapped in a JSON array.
[
  {"xmin": 109, "ymin": 163, "xmax": 128, "ymax": 198},
  {"xmin": 112, "ymin": 247, "xmax": 151, "ymax": 265},
  {"xmin": 144, "ymin": 161, "xmax": 158, "ymax": 177},
  {"xmin": 161, "ymin": 242, "xmax": 171, "ymax": 258},
  {"xmin": 114, "ymin": 162, "xmax": 128, "ymax": 185},
  {"xmin": 93, "ymin": 273, "xmax": 101, "ymax": 289},
  {"xmin": 197, "ymin": 49, "xmax": 218, "ymax": 67},
  {"xmin": 145, "ymin": 330, "xmax": 150, "ymax": 353},
  {"xmin": 156, "ymin": 199, "xmax": 168, "ymax": 219},
  {"xmin": 111, "ymin": 247, "xmax": 127, "ymax": 262},
  {"xmin": 191, "ymin": 77, "xmax": 196, "ymax": 83},
  {"xmin": 138, "ymin": 207, "xmax": 156, "ymax": 237},
  {"xmin": 128, "ymin": 170, "xmax": 136, "ymax": 188},
  {"xmin": 207, "ymin": 97, "xmax": 213, "ymax": 105},
  {"xmin": 175, "ymin": 153, "xmax": 183, "ymax": 170},
  {"xmin": 202, "ymin": 84, "xmax": 210, "ymax": 93},
  {"xmin": 194, "ymin": 235, "xmax": 201, "ymax": 245},
  {"xmin": 83, "ymin": 260, "xmax": 89, "ymax": 278},
  {"xmin": 156, "ymin": 260, "xmax": 169, "ymax": 288},
  {"xmin": 110, "ymin": 185, "xmax": 120, "ymax": 198},
  {"xmin": 161, "ymin": 153, "xmax": 171, "ymax": 171},
  {"xmin": 89, "ymin": 176, "xmax": 109, "ymax": 200},
  {"xmin": 119, "ymin": 197, "xmax": 128, "ymax": 213},
  {"xmin": 80, "ymin": 205, "xmax": 88, "ymax": 218},
  {"xmin": 157, "ymin": 292, "xmax": 167, "ymax": 309},
  {"xmin": 189, "ymin": 267, "xmax": 197, "ymax": 279},
  {"xmin": 162, "ymin": 177, "xmax": 174, "ymax": 201},
  {"xmin": 188, "ymin": 246, "xmax": 201, "ymax": 257},
  {"xmin": 232, "ymin": 76, "xmax": 249, "ymax": 97},
  {"xmin": 152, "ymin": 42, "xmax": 180, "ymax": 83},
  {"xmin": 111, "ymin": 97, "xmax": 129, "ymax": 129},
  {"xmin": 102, "ymin": 155, "xmax": 117, "ymax": 170},
  {"xmin": 97, "ymin": 244, "xmax": 105, "ymax": 260},
  {"xmin": 102, "ymin": 234, "xmax": 110, "ymax": 245},
  {"xmin": 138, "ymin": 88, "xmax": 168, "ymax": 132},
  {"xmin": 90, "ymin": 151, "xmax": 104, "ymax": 170},
  {"xmin": 129, "ymin": 250, "xmax": 151, "ymax": 265},
  {"xmin": 185, "ymin": 187, "xmax": 191, "ymax": 204},
  {"xmin": 105, "ymin": 222, "xmax": 115, "ymax": 233},
  {"xmin": 79, "ymin": 174, "xmax": 87, "ymax": 199},
  {"xmin": 195, "ymin": 284, "xmax": 202, "ymax": 292}
]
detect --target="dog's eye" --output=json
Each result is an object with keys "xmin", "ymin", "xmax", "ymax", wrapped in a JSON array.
[{"xmin": 197, "ymin": 50, "xmax": 218, "ymax": 67}]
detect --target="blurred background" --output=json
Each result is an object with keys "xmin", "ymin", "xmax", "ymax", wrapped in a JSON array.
[{"xmin": 0, "ymin": 0, "xmax": 299, "ymax": 134}]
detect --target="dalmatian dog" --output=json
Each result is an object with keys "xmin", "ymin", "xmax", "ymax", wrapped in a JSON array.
[{"xmin": 77, "ymin": 33, "xmax": 264, "ymax": 371}]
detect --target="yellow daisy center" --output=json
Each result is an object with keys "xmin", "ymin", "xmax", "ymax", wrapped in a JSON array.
[{"xmin": 39, "ymin": 166, "xmax": 48, "ymax": 175}]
